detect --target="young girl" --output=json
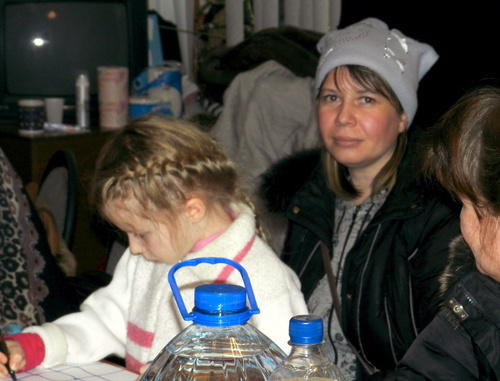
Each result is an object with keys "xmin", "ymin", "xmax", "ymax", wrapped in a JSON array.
[{"xmin": 0, "ymin": 115, "xmax": 307, "ymax": 376}]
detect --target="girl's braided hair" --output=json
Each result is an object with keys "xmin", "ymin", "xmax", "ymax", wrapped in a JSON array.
[{"xmin": 90, "ymin": 114, "xmax": 265, "ymax": 238}]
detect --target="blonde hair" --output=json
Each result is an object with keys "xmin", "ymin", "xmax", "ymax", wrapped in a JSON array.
[
  {"xmin": 320, "ymin": 65, "xmax": 408, "ymax": 200},
  {"xmin": 90, "ymin": 114, "xmax": 265, "ymax": 238}
]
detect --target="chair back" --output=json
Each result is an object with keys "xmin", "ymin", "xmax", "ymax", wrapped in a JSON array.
[{"xmin": 38, "ymin": 149, "xmax": 78, "ymax": 250}]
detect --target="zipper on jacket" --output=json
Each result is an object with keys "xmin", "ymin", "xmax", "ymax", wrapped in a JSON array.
[
  {"xmin": 298, "ymin": 240, "xmax": 322, "ymax": 279},
  {"xmin": 355, "ymin": 223, "xmax": 381, "ymax": 370}
]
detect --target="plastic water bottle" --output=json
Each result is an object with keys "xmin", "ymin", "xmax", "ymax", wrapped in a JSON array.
[
  {"xmin": 140, "ymin": 257, "xmax": 287, "ymax": 381},
  {"xmin": 75, "ymin": 71, "xmax": 90, "ymax": 128},
  {"xmin": 268, "ymin": 315, "xmax": 345, "ymax": 381}
]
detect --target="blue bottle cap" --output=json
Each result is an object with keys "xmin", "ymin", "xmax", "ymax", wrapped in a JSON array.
[
  {"xmin": 168, "ymin": 257, "xmax": 260, "ymax": 326},
  {"xmin": 192, "ymin": 284, "xmax": 252, "ymax": 327},
  {"xmin": 289, "ymin": 315, "xmax": 324, "ymax": 345}
]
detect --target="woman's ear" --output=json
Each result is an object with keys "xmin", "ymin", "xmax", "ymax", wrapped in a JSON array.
[
  {"xmin": 399, "ymin": 112, "xmax": 409, "ymax": 132},
  {"xmin": 184, "ymin": 197, "xmax": 207, "ymax": 224}
]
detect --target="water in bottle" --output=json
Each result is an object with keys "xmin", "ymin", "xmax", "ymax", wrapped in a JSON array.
[
  {"xmin": 268, "ymin": 315, "xmax": 345, "ymax": 381},
  {"xmin": 140, "ymin": 257, "xmax": 287, "ymax": 381}
]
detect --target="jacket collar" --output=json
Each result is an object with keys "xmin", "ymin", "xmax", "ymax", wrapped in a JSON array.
[
  {"xmin": 288, "ymin": 146, "xmax": 426, "ymax": 229},
  {"xmin": 439, "ymin": 235, "xmax": 477, "ymax": 295}
]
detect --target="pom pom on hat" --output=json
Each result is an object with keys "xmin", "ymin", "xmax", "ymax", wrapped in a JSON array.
[{"xmin": 315, "ymin": 18, "xmax": 439, "ymax": 126}]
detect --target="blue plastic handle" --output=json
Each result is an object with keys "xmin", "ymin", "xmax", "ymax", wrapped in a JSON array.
[{"xmin": 168, "ymin": 257, "xmax": 260, "ymax": 321}]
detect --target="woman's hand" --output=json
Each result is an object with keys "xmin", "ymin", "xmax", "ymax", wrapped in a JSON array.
[{"xmin": 0, "ymin": 340, "xmax": 25, "ymax": 379}]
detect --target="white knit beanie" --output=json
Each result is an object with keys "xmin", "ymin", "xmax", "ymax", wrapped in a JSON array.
[{"xmin": 315, "ymin": 18, "xmax": 439, "ymax": 125}]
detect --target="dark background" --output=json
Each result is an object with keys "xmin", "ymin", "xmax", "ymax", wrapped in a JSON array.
[{"xmin": 339, "ymin": 0, "xmax": 500, "ymax": 128}]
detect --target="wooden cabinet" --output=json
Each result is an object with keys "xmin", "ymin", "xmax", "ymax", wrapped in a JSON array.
[{"xmin": 0, "ymin": 126, "xmax": 118, "ymax": 274}]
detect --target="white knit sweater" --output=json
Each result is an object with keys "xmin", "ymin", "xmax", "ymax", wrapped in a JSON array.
[{"xmin": 25, "ymin": 204, "xmax": 307, "ymax": 372}]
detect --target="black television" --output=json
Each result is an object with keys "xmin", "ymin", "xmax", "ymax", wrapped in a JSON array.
[{"xmin": 0, "ymin": 0, "xmax": 148, "ymax": 125}]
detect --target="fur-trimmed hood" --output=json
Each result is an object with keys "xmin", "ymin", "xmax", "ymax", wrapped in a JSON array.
[
  {"xmin": 439, "ymin": 235, "xmax": 477, "ymax": 296},
  {"xmin": 259, "ymin": 148, "xmax": 322, "ymax": 215},
  {"xmin": 258, "ymin": 125, "xmax": 443, "ymax": 219}
]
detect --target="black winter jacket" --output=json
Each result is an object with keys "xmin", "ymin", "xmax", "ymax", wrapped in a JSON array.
[
  {"xmin": 385, "ymin": 236, "xmax": 500, "ymax": 380},
  {"xmin": 260, "ymin": 134, "xmax": 461, "ymax": 377}
]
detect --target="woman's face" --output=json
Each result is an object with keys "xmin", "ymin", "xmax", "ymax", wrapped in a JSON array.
[
  {"xmin": 460, "ymin": 198, "xmax": 500, "ymax": 282},
  {"xmin": 317, "ymin": 68, "xmax": 407, "ymax": 176}
]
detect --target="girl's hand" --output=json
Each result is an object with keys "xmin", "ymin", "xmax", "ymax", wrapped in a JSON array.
[
  {"xmin": 139, "ymin": 363, "xmax": 148, "ymax": 375},
  {"xmin": 135, "ymin": 362, "xmax": 152, "ymax": 381},
  {"xmin": 0, "ymin": 340, "xmax": 25, "ymax": 378}
]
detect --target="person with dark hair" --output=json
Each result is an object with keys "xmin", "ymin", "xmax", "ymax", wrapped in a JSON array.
[
  {"xmin": 385, "ymin": 86, "xmax": 500, "ymax": 380},
  {"xmin": 260, "ymin": 18, "xmax": 461, "ymax": 379}
]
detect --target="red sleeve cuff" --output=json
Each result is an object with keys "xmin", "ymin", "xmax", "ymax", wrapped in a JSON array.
[{"xmin": 6, "ymin": 333, "xmax": 45, "ymax": 371}]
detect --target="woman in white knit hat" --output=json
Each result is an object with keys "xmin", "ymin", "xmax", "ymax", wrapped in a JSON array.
[{"xmin": 260, "ymin": 18, "xmax": 461, "ymax": 379}]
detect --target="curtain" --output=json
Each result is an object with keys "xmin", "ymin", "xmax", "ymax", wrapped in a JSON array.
[{"xmin": 148, "ymin": 0, "xmax": 341, "ymax": 80}]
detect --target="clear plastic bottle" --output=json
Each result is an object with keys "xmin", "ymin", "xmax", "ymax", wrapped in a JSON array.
[
  {"xmin": 75, "ymin": 71, "xmax": 90, "ymax": 128},
  {"xmin": 140, "ymin": 257, "xmax": 287, "ymax": 381},
  {"xmin": 268, "ymin": 315, "xmax": 346, "ymax": 381}
]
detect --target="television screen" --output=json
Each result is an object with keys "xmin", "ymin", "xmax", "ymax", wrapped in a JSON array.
[
  {"xmin": 0, "ymin": 0, "xmax": 147, "ymax": 125},
  {"xmin": 6, "ymin": 2, "xmax": 128, "ymax": 96}
]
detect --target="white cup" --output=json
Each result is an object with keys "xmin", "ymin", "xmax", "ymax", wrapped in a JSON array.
[{"xmin": 44, "ymin": 97, "xmax": 65, "ymax": 124}]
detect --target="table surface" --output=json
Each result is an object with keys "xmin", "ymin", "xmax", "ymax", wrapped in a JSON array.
[{"xmin": 17, "ymin": 361, "xmax": 138, "ymax": 380}]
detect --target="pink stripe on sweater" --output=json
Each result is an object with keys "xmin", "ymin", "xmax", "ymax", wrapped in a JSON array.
[
  {"xmin": 125, "ymin": 353, "xmax": 143, "ymax": 373},
  {"xmin": 215, "ymin": 235, "xmax": 256, "ymax": 283},
  {"xmin": 127, "ymin": 322, "xmax": 154, "ymax": 348}
]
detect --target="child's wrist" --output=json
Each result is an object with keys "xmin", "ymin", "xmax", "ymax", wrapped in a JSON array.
[{"xmin": 6, "ymin": 333, "xmax": 45, "ymax": 371}]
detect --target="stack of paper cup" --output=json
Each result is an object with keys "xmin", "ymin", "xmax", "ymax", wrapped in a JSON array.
[{"xmin": 97, "ymin": 66, "xmax": 129, "ymax": 129}]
